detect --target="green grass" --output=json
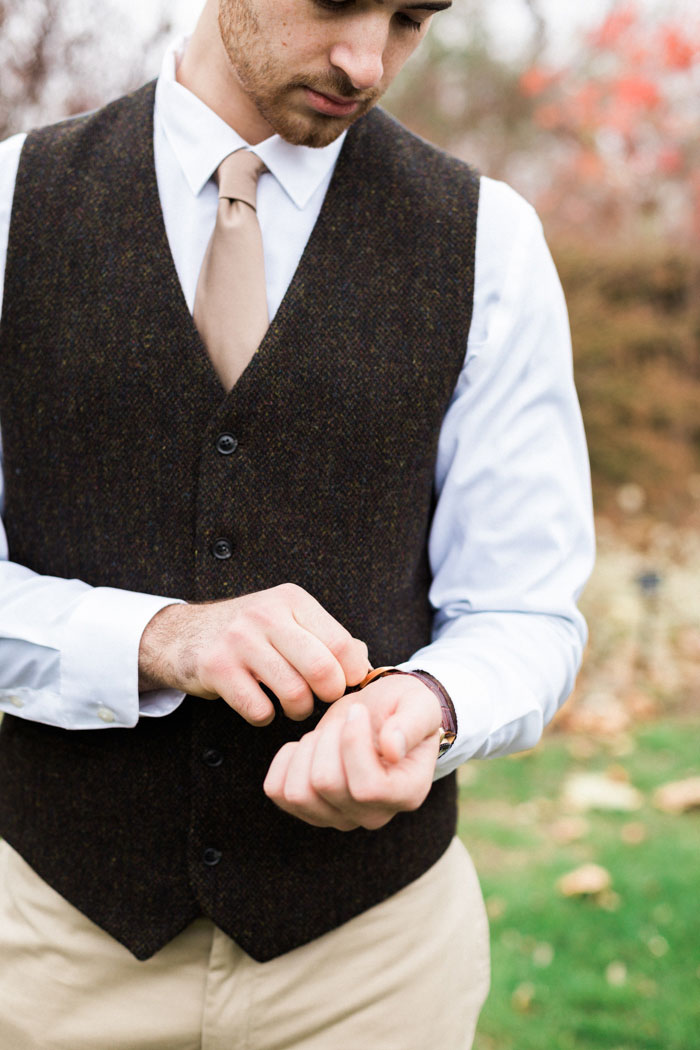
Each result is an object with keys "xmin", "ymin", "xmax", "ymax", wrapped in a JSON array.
[{"xmin": 458, "ymin": 720, "xmax": 700, "ymax": 1050}]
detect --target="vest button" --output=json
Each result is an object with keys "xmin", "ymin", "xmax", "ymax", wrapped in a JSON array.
[
  {"xmin": 203, "ymin": 848, "xmax": 222, "ymax": 867},
  {"xmin": 216, "ymin": 433, "xmax": 238, "ymax": 456},
  {"xmin": 202, "ymin": 748, "xmax": 224, "ymax": 768},
  {"xmin": 212, "ymin": 538, "xmax": 233, "ymax": 560}
]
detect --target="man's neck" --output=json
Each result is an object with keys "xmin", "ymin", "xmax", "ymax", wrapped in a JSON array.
[{"xmin": 176, "ymin": 1, "xmax": 273, "ymax": 145}]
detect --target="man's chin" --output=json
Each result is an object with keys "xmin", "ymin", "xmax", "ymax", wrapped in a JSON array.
[{"xmin": 267, "ymin": 100, "xmax": 375, "ymax": 149}]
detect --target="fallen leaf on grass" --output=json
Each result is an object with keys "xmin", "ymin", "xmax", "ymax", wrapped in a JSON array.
[
  {"xmin": 621, "ymin": 821, "xmax": 647, "ymax": 844},
  {"xmin": 606, "ymin": 960, "xmax": 627, "ymax": 986},
  {"xmin": 647, "ymin": 935, "xmax": 669, "ymax": 957},
  {"xmin": 557, "ymin": 863, "xmax": 612, "ymax": 898},
  {"xmin": 565, "ymin": 736, "xmax": 598, "ymax": 760},
  {"xmin": 626, "ymin": 691, "xmax": 658, "ymax": 720},
  {"xmin": 549, "ymin": 816, "xmax": 590, "ymax": 844},
  {"xmin": 652, "ymin": 776, "xmax": 700, "ymax": 814},
  {"xmin": 532, "ymin": 942, "xmax": 554, "ymax": 968},
  {"xmin": 563, "ymin": 772, "xmax": 643, "ymax": 812},
  {"xmin": 606, "ymin": 734, "xmax": 636, "ymax": 758},
  {"xmin": 606, "ymin": 763, "xmax": 630, "ymax": 782},
  {"xmin": 511, "ymin": 981, "xmax": 536, "ymax": 1013},
  {"xmin": 566, "ymin": 691, "xmax": 631, "ymax": 736}
]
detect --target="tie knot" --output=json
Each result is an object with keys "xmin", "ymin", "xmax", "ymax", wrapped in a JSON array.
[{"xmin": 217, "ymin": 151, "xmax": 267, "ymax": 209}]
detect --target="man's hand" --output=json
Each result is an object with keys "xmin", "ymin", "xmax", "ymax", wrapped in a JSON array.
[
  {"xmin": 263, "ymin": 675, "xmax": 442, "ymax": 831},
  {"xmin": 138, "ymin": 584, "xmax": 369, "ymax": 725}
]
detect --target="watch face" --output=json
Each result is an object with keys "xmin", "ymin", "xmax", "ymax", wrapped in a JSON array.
[{"xmin": 438, "ymin": 730, "xmax": 457, "ymax": 756}]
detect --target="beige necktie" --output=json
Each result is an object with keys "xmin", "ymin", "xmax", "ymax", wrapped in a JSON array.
[{"xmin": 194, "ymin": 151, "xmax": 269, "ymax": 390}]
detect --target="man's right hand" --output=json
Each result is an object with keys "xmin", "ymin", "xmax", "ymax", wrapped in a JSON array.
[{"xmin": 137, "ymin": 584, "xmax": 369, "ymax": 725}]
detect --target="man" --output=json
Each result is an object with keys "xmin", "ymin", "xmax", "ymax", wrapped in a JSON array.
[{"xmin": 0, "ymin": 1, "xmax": 594, "ymax": 1047}]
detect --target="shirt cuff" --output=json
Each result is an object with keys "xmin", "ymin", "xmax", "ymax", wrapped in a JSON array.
[
  {"xmin": 60, "ymin": 588, "xmax": 185, "ymax": 729},
  {"xmin": 396, "ymin": 656, "xmax": 481, "ymax": 779},
  {"xmin": 399, "ymin": 654, "xmax": 530, "ymax": 781}
]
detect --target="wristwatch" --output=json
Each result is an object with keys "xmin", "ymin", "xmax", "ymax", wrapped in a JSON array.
[{"xmin": 353, "ymin": 666, "xmax": 457, "ymax": 757}]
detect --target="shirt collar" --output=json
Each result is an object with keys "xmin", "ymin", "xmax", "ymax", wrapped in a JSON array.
[{"xmin": 155, "ymin": 41, "xmax": 346, "ymax": 210}]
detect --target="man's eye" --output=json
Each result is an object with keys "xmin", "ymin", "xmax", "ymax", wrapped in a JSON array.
[
  {"xmin": 395, "ymin": 13, "xmax": 423, "ymax": 31},
  {"xmin": 313, "ymin": 0, "xmax": 424, "ymax": 29}
]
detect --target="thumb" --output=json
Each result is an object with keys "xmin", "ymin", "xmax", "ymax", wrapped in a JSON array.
[{"xmin": 377, "ymin": 682, "xmax": 442, "ymax": 763}]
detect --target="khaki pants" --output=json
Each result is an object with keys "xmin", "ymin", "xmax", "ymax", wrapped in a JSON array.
[{"xmin": 0, "ymin": 837, "xmax": 489, "ymax": 1050}]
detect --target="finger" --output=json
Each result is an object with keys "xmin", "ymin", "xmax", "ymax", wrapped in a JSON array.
[
  {"xmin": 281, "ymin": 734, "xmax": 348, "ymax": 824},
  {"xmin": 342, "ymin": 705, "xmax": 435, "ymax": 822},
  {"xmin": 242, "ymin": 638, "xmax": 316, "ymax": 720},
  {"xmin": 309, "ymin": 714, "xmax": 352, "ymax": 808},
  {"xmin": 378, "ymin": 716, "xmax": 439, "ymax": 765},
  {"xmin": 369, "ymin": 678, "xmax": 442, "ymax": 763},
  {"xmin": 338, "ymin": 705, "xmax": 399, "ymax": 829},
  {"xmin": 331, "ymin": 634, "xmax": 370, "ymax": 688},
  {"xmin": 273, "ymin": 625, "xmax": 348, "ymax": 704},
  {"xmin": 216, "ymin": 669, "xmax": 276, "ymax": 726},
  {"xmin": 267, "ymin": 734, "xmax": 358, "ymax": 831},
  {"xmin": 265, "ymin": 743, "xmax": 344, "ymax": 828},
  {"xmin": 287, "ymin": 587, "xmax": 369, "ymax": 687},
  {"xmin": 263, "ymin": 740, "xmax": 297, "ymax": 799}
]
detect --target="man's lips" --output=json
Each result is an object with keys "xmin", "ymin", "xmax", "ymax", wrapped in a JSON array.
[{"xmin": 303, "ymin": 86, "xmax": 361, "ymax": 117}]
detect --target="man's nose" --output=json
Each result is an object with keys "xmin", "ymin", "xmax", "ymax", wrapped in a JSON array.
[{"xmin": 329, "ymin": 22, "xmax": 386, "ymax": 91}]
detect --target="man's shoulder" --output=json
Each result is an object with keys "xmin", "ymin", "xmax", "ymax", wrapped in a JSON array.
[
  {"xmin": 353, "ymin": 107, "xmax": 479, "ymax": 186},
  {"xmin": 12, "ymin": 81, "xmax": 157, "ymax": 201},
  {"xmin": 21, "ymin": 82, "xmax": 156, "ymax": 161},
  {"xmin": 344, "ymin": 108, "xmax": 482, "ymax": 211}
]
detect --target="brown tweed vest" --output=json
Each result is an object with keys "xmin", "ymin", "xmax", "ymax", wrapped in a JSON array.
[{"xmin": 0, "ymin": 83, "xmax": 480, "ymax": 962}]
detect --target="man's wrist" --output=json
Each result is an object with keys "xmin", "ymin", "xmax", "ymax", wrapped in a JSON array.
[
  {"xmin": 404, "ymin": 669, "xmax": 457, "ymax": 756},
  {"xmin": 138, "ymin": 601, "xmax": 189, "ymax": 693},
  {"xmin": 352, "ymin": 666, "xmax": 457, "ymax": 756}
]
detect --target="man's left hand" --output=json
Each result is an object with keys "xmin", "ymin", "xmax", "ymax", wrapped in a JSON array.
[{"xmin": 263, "ymin": 675, "xmax": 441, "ymax": 831}]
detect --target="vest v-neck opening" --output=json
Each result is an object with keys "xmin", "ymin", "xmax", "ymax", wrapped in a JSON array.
[{"xmin": 138, "ymin": 82, "xmax": 365, "ymax": 408}]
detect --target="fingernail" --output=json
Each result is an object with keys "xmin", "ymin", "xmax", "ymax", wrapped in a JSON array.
[{"xmin": 346, "ymin": 704, "xmax": 362, "ymax": 723}]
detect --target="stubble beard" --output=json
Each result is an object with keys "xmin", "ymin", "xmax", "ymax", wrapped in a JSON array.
[{"xmin": 218, "ymin": 1, "xmax": 381, "ymax": 148}]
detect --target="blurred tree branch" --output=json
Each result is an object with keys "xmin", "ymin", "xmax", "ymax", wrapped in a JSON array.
[
  {"xmin": 0, "ymin": 0, "xmax": 173, "ymax": 140},
  {"xmin": 520, "ymin": 0, "xmax": 546, "ymax": 61}
]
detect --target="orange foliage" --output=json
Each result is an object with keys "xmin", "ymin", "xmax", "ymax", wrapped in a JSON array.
[
  {"xmin": 519, "ymin": 66, "xmax": 559, "ymax": 98},
  {"xmin": 660, "ymin": 26, "xmax": 697, "ymax": 71},
  {"xmin": 656, "ymin": 146, "xmax": 683, "ymax": 175},
  {"xmin": 590, "ymin": 6, "xmax": 638, "ymax": 50},
  {"xmin": 613, "ymin": 75, "xmax": 661, "ymax": 109},
  {"xmin": 520, "ymin": 2, "xmax": 700, "ymax": 240}
]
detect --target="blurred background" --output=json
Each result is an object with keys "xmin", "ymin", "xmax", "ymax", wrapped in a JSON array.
[{"xmin": 1, "ymin": 1, "xmax": 698, "ymax": 1047}]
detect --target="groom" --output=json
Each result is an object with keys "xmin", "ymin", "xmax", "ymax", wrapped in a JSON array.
[{"xmin": 0, "ymin": 1, "xmax": 594, "ymax": 1047}]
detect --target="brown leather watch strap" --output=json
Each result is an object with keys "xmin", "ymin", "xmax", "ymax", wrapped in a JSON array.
[{"xmin": 406, "ymin": 669, "xmax": 457, "ymax": 738}]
